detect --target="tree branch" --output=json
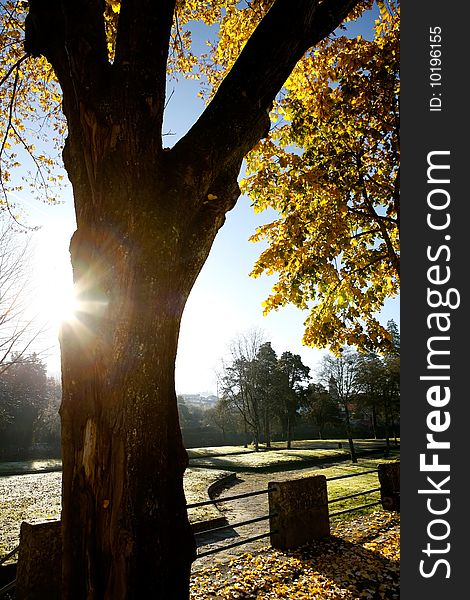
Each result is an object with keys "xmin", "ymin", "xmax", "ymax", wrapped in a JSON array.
[
  {"xmin": 115, "ymin": 0, "xmax": 176, "ymax": 106},
  {"xmin": 172, "ymin": 0, "xmax": 361, "ymax": 180},
  {"xmin": 0, "ymin": 53, "xmax": 29, "ymax": 87},
  {"xmin": 25, "ymin": 0, "xmax": 110, "ymax": 112},
  {"xmin": 112, "ymin": 0, "xmax": 176, "ymax": 140}
]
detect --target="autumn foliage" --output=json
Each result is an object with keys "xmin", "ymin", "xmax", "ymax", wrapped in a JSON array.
[{"xmin": 243, "ymin": 1, "xmax": 400, "ymax": 354}]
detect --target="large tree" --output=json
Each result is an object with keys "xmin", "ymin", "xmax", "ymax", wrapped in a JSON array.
[
  {"xmin": 1, "ymin": 1, "xmax": 364, "ymax": 597},
  {"xmin": 244, "ymin": 0, "xmax": 399, "ymax": 354}
]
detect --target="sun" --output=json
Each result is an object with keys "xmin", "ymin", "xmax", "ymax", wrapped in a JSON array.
[
  {"xmin": 41, "ymin": 276, "xmax": 79, "ymax": 331},
  {"xmin": 33, "ymin": 224, "xmax": 79, "ymax": 334}
]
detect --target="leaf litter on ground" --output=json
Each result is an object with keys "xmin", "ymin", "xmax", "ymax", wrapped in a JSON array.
[{"xmin": 190, "ymin": 510, "xmax": 399, "ymax": 599}]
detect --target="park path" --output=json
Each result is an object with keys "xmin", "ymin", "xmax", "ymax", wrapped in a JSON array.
[
  {"xmin": 192, "ymin": 465, "xmax": 324, "ymax": 572},
  {"xmin": 191, "ymin": 447, "xmax": 396, "ymax": 572}
]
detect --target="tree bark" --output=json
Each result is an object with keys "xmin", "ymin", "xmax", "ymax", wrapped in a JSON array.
[
  {"xmin": 58, "ymin": 147, "xmax": 216, "ymax": 598},
  {"xmin": 52, "ymin": 88, "xmax": 242, "ymax": 596},
  {"xmin": 286, "ymin": 413, "xmax": 292, "ymax": 450}
]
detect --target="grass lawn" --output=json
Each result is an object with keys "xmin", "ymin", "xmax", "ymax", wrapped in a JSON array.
[
  {"xmin": 187, "ymin": 446, "xmax": 255, "ymax": 459},
  {"xmin": 0, "ymin": 468, "xmax": 234, "ymax": 559},
  {"xmin": 189, "ymin": 448, "xmax": 351, "ymax": 471},
  {"xmin": 287, "ymin": 456, "xmax": 400, "ymax": 519},
  {"xmin": 266, "ymin": 438, "xmax": 399, "ymax": 450}
]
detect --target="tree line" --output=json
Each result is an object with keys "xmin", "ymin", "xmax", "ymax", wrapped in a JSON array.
[
  {"xmin": 0, "ymin": 321, "xmax": 399, "ymax": 461},
  {"xmin": 205, "ymin": 320, "xmax": 399, "ymax": 460}
]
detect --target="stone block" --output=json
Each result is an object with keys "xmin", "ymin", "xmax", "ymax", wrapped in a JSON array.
[
  {"xmin": 268, "ymin": 475, "xmax": 330, "ymax": 550},
  {"xmin": 16, "ymin": 519, "xmax": 62, "ymax": 600}
]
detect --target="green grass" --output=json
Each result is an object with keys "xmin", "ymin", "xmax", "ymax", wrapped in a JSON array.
[
  {"xmin": 266, "ymin": 438, "xmax": 399, "ymax": 450},
  {"xmin": 296, "ymin": 455, "xmax": 400, "ymax": 521},
  {"xmin": 187, "ymin": 446, "xmax": 255, "ymax": 459},
  {"xmin": 184, "ymin": 467, "xmax": 234, "ymax": 526},
  {"xmin": 189, "ymin": 448, "xmax": 351, "ymax": 471},
  {"xmin": 188, "ymin": 439, "xmax": 398, "ymax": 472}
]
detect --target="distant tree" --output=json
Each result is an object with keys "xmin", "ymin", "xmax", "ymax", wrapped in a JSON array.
[
  {"xmin": 176, "ymin": 396, "xmax": 205, "ymax": 430},
  {"xmin": 219, "ymin": 329, "xmax": 266, "ymax": 450},
  {"xmin": 253, "ymin": 341, "xmax": 279, "ymax": 448},
  {"xmin": 354, "ymin": 352, "xmax": 383, "ymax": 438},
  {"xmin": 355, "ymin": 319, "xmax": 400, "ymax": 449},
  {"xmin": 276, "ymin": 351, "xmax": 310, "ymax": 448},
  {"xmin": 35, "ymin": 375, "xmax": 62, "ymax": 451},
  {"xmin": 0, "ymin": 354, "xmax": 49, "ymax": 454},
  {"xmin": 386, "ymin": 318, "xmax": 400, "ymax": 354},
  {"xmin": 204, "ymin": 397, "xmax": 236, "ymax": 445},
  {"xmin": 176, "ymin": 396, "xmax": 192, "ymax": 429},
  {"xmin": 319, "ymin": 349, "xmax": 359, "ymax": 462},
  {"xmin": 304, "ymin": 382, "xmax": 341, "ymax": 439},
  {"xmin": 381, "ymin": 350, "xmax": 400, "ymax": 453},
  {"xmin": 0, "ymin": 223, "xmax": 44, "ymax": 374}
]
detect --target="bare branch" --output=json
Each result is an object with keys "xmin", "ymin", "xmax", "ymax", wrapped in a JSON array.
[{"xmin": 0, "ymin": 223, "xmax": 48, "ymax": 374}]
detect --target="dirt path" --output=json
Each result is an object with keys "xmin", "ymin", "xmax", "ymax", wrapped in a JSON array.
[{"xmin": 192, "ymin": 466, "xmax": 324, "ymax": 572}]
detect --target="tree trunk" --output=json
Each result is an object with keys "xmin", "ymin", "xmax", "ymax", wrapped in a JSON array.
[
  {"xmin": 60, "ymin": 243, "xmax": 196, "ymax": 596},
  {"xmin": 286, "ymin": 413, "xmax": 292, "ymax": 450},
  {"xmin": 371, "ymin": 405, "xmax": 378, "ymax": 439},
  {"xmin": 383, "ymin": 402, "xmax": 391, "ymax": 458},
  {"xmin": 264, "ymin": 407, "xmax": 271, "ymax": 449},
  {"xmin": 243, "ymin": 418, "xmax": 249, "ymax": 448},
  {"xmin": 342, "ymin": 405, "xmax": 357, "ymax": 463},
  {"xmin": 58, "ymin": 130, "xmax": 235, "ymax": 598},
  {"xmin": 253, "ymin": 427, "xmax": 260, "ymax": 452}
]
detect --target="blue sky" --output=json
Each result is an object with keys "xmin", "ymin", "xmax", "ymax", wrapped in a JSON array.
[{"xmin": 16, "ymin": 3, "xmax": 399, "ymax": 395}]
